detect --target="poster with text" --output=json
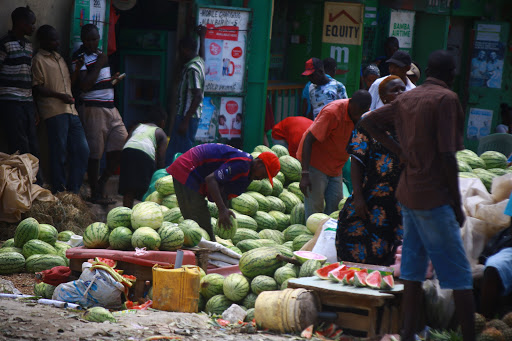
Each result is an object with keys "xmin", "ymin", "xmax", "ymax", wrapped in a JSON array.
[
  {"xmin": 467, "ymin": 108, "xmax": 493, "ymax": 140},
  {"xmin": 198, "ymin": 7, "xmax": 249, "ymax": 93},
  {"xmin": 389, "ymin": 10, "xmax": 415, "ymax": 49},
  {"xmin": 470, "ymin": 24, "xmax": 505, "ymax": 88},
  {"xmin": 196, "ymin": 97, "xmax": 218, "ymax": 142},
  {"xmin": 219, "ymin": 97, "xmax": 243, "ymax": 139}
]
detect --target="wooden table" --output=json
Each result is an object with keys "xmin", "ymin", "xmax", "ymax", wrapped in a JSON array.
[{"xmin": 288, "ymin": 277, "xmax": 403, "ymax": 337}]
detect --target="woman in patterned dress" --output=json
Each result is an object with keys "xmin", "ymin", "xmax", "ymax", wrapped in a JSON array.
[{"xmin": 335, "ymin": 75, "xmax": 406, "ymax": 265}]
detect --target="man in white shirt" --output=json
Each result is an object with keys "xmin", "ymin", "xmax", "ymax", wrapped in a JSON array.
[{"xmin": 368, "ymin": 50, "xmax": 416, "ymax": 110}]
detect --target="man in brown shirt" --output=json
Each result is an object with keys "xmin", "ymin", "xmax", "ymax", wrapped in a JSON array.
[{"xmin": 361, "ymin": 50, "xmax": 474, "ymax": 341}]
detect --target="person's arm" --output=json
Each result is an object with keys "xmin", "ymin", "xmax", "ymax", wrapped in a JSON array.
[
  {"xmin": 440, "ymin": 152, "xmax": 464, "ymax": 227},
  {"xmin": 33, "ymin": 85, "xmax": 75, "ymax": 104},
  {"xmin": 155, "ymin": 128, "xmax": 168, "ymax": 169},
  {"xmin": 70, "ymin": 55, "xmax": 84, "ymax": 86},
  {"xmin": 79, "ymin": 52, "xmax": 108, "ymax": 91},
  {"xmin": 350, "ymin": 156, "xmax": 369, "ymax": 219},
  {"xmin": 178, "ymin": 67, "xmax": 203, "ymax": 135},
  {"xmin": 299, "ymin": 131, "xmax": 316, "ymax": 196},
  {"xmin": 205, "ymin": 173, "xmax": 235, "ymax": 228}
]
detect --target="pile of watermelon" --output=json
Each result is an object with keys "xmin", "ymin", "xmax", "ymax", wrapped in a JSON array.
[
  {"xmin": 0, "ymin": 217, "xmax": 76, "ymax": 275},
  {"xmin": 314, "ymin": 262, "xmax": 395, "ymax": 290},
  {"xmin": 457, "ymin": 149, "xmax": 511, "ymax": 192}
]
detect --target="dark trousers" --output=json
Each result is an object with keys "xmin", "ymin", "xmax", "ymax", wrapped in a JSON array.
[
  {"xmin": 46, "ymin": 114, "xmax": 90, "ymax": 193},
  {"xmin": 173, "ymin": 178, "xmax": 214, "ymax": 240}
]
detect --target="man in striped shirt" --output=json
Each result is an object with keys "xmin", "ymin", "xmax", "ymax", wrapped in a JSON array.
[
  {"xmin": 165, "ymin": 26, "xmax": 206, "ymax": 165},
  {"xmin": 0, "ymin": 6, "xmax": 43, "ymax": 184}
]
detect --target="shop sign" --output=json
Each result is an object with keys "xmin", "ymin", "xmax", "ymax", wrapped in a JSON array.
[
  {"xmin": 322, "ymin": 2, "xmax": 363, "ymax": 46},
  {"xmin": 389, "ymin": 10, "xmax": 415, "ymax": 49},
  {"xmin": 466, "ymin": 108, "xmax": 493, "ymax": 140},
  {"xmin": 70, "ymin": 0, "xmax": 109, "ymax": 52}
]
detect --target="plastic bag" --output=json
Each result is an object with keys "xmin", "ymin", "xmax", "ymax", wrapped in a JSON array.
[
  {"xmin": 52, "ymin": 262, "xmax": 125, "ymax": 309},
  {"xmin": 422, "ymin": 279, "xmax": 455, "ymax": 330},
  {"xmin": 311, "ymin": 218, "xmax": 338, "ymax": 264}
]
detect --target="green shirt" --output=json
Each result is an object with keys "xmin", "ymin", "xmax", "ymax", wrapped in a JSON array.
[
  {"xmin": 177, "ymin": 56, "xmax": 205, "ymax": 118},
  {"xmin": 124, "ymin": 124, "xmax": 158, "ymax": 161}
]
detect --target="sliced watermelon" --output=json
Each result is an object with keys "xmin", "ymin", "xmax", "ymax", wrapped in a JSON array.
[
  {"xmin": 293, "ymin": 251, "xmax": 327, "ymax": 265},
  {"xmin": 94, "ymin": 257, "xmax": 117, "ymax": 268},
  {"xmin": 300, "ymin": 324, "xmax": 314, "ymax": 339},
  {"xmin": 328, "ymin": 268, "xmax": 351, "ymax": 282},
  {"xmin": 337, "ymin": 270, "xmax": 355, "ymax": 285},
  {"xmin": 314, "ymin": 263, "xmax": 344, "ymax": 280},
  {"xmin": 366, "ymin": 270, "xmax": 382, "ymax": 289},
  {"xmin": 380, "ymin": 274, "xmax": 395, "ymax": 290},
  {"xmin": 353, "ymin": 271, "xmax": 368, "ymax": 287}
]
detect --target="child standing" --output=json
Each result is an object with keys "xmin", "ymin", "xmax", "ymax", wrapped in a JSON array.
[
  {"xmin": 119, "ymin": 107, "xmax": 167, "ymax": 208},
  {"xmin": 32, "ymin": 25, "xmax": 89, "ymax": 194}
]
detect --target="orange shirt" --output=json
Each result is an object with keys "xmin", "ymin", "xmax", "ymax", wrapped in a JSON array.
[
  {"xmin": 271, "ymin": 116, "xmax": 313, "ymax": 158},
  {"xmin": 296, "ymin": 99, "xmax": 354, "ymax": 177}
]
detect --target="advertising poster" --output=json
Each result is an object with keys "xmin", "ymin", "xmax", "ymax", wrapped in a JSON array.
[
  {"xmin": 467, "ymin": 108, "xmax": 493, "ymax": 140},
  {"xmin": 196, "ymin": 97, "xmax": 218, "ymax": 142},
  {"xmin": 389, "ymin": 10, "xmax": 415, "ymax": 49},
  {"xmin": 219, "ymin": 97, "xmax": 243, "ymax": 140},
  {"xmin": 470, "ymin": 24, "xmax": 505, "ymax": 88},
  {"xmin": 70, "ymin": 0, "xmax": 109, "ymax": 53},
  {"xmin": 322, "ymin": 2, "xmax": 364, "ymax": 45},
  {"xmin": 198, "ymin": 7, "xmax": 249, "ymax": 93}
]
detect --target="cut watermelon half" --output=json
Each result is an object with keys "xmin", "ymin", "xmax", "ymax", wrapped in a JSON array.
[
  {"xmin": 353, "ymin": 271, "xmax": 368, "ymax": 287},
  {"xmin": 314, "ymin": 263, "xmax": 344, "ymax": 280},
  {"xmin": 93, "ymin": 257, "xmax": 117, "ymax": 268},
  {"xmin": 380, "ymin": 274, "xmax": 395, "ymax": 290},
  {"xmin": 365, "ymin": 270, "xmax": 382, "ymax": 289},
  {"xmin": 293, "ymin": 251, "xmax": 327, "ymax": 265}
]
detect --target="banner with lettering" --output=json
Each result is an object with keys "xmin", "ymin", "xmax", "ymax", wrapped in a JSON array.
[
  {"xmin": 389, "ymin": 10, "xmax": 415, "ymax": 49},
  {"xmin": 322, "ymin": 2, "xmax": 364, "ymax": 45}
]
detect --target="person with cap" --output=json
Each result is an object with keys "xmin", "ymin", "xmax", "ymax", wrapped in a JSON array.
[
  {"xmin": 302, "ymin": 57, "xmax": 347, "ymax": 120},
  {"xmin": 368, "ymin": 50, "xmax": 416, "ymax": 111},
  {"xmin": 298, "ymin": 90, "xmax": 372, "ymax": 220},
  {"xmin": 166, "ymin": 143, "xmax": 280, "ymax": 240},
  {"xmin": 406, "ymin": 61, "xmax": 421, "ymax": 85}
]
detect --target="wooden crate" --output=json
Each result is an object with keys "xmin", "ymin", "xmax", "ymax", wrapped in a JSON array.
[{"xmin": 288, "ymin": 277, "xmax": 403, "ymax": 337}]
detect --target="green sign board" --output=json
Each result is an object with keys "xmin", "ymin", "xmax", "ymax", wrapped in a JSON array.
[{"xmin": 70, "ymin": 0, "xmax": 110, "ymax": 53}]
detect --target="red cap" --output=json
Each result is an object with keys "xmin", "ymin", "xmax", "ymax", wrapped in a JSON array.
[
  {"xmin": 302, "ymin": 58, "xmax": 316, "ymax": 76},
  {"xmin": 257, "ymin": 152, "xmax": 280, "ymax": 186}
]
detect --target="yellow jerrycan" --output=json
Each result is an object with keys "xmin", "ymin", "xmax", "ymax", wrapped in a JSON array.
[{"xmin": 152, "ymin": 264, "xmax": 201, "ymax": 312}]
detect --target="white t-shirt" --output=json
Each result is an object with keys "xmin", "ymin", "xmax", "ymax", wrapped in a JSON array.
[{"xmin": 368, "ymin": 76, "xmax": 416, "ymax": 111}]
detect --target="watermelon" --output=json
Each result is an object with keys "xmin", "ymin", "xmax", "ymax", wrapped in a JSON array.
[
  {"xmin": 83, "ymin": 307, "xmax": 116, "ymax": 323},
  {"xmin": 155, "ymin": 175, "xmax": 175, "ymax": 196},
  {"xmin": 473, "ymin": 168, "xmax": 497, "ymax": 192},
  {"xmin": 299, "ymin": 259, "xmax": 322, "ymax": 277},
  {"xmin": 207, "ymin": 201, "xmax": 219, "ymax": 218},
  {"xmin": 338, "ymin": 198, "xmax": 347, "ymax": 210},
  {"xmin": 341, "ymin": 270, "xmax": 356, "ymax": 285},
  {"xmin": 275, "ymin": 244, "xmax": 294, "ymax": 258},
  {"xmin": 54, "ymin": 241, "xmax": 71, "ymax": 255},
  {"xmin": 279, "ymin": 155, "xmax": 302, "ymax": 182},
  {"xmin": 182, "ymin": 226, "xmax": 203, "ymax": 247},
  {"xmin": 292, "ymin": 234, "xmax": 313, "ymax": 251},
  {"xmin": 161, "ymin": 194, "xmax": 179, "ymax": 209},
  {"xmin": 306, "ymin": 213, "xmax": 329, "ymax": 234},
  {"xmin": 266, "ymin": 195, "xmax": 286, "ymax": 213},
  {"xmin": 281, "ymin": 278, "xmax": 293, "ymax": 290},
  {"xmin": 178, "ymin": 219, "xmax": 200, "ymax": 231},
  {"xmin": 287, "ymin": 182, "xmax": 305, "ymax": 201},
  {"xmin": 108, "ymin": 227, "xmax": 133, "ymax": 250},
  {"xmin": 25, "ymin": 254, "xmax": 66, "ymax": 273},
  {"xmin": 231, "ymin": 193, "xmax": 259, "ymax": 216},
  {"xmin": 480, "ymin": 151, "xmax": 507, "ymax": 169},
  {"xmin": 456, "ymin": 150, "xmax": 486, "ymax": 169},
  {"xmin": 34, "ymin": 282, "xmax": 56, "ymax": 299},
  {"xmin": 226, "ymin": 245, "xmax": 242, "ymax": 255},
  {"xmin": 242, "ymin": 292, "xmax": 258, "ymax": 309},
  {"xmin": 279, "ymin": 190, "xmax": 302, "ymax": 213},
  {"xmin": 211, "ymin": 217, "xmax": 217, "ymax": 229},
  {"xmin": 145, "ymin": 191, "xmax": 164, "ymax": 204},
  {"xmin": 380, "ymin": 274, "xmax": 395, "ymax": 290},
  {"xmin": 275, "ymin": 171, "xmax": 285, "ymax": 184},
  {"xmin": 251, "ymin": 152, "xmax": 261, "ymax": 159},
  {"xmin": 353, "ymin": 271, "xmax": 368, "ymax": 287},
  {"xmin": 257, "ymin": 179, "xmax": 273, "ymax": 196},
  {"xmin": 268, "ymin": 211, "xmax": 290, "ymax": 231},
  {"xmin": 0, "ymin": 252, "xmax": 25, "ymax": 274},
  {"xmin": 1, "ymin": 239, "xmax": 14, "ymax": 248},
  {"xmin": 314, "ymin": 263, "xmax": 343, "ymax": 280},
  {"xmin": 285, "ymin": 263, "xmax": 301, "ymax": 277},
  {"xmin": 234, "ymin": 213, "xmax": 258, "ymax": 231},
  {"xmin": 247, "ymin": 180, "xmax": 262, "ymax": 192},
  {"xmin": 0, "ymin": 247, "xmax": 22, "ymax": 254},
  {"xmin": 365, "ymin": 271, "xmax": 382, "ymax": 289},
  {"xmin": 201, "ymin": 273, "xmax": 226, "ymax": 300},
  {"xmin": 239, "ymin": 247, "xmax": 285, "ymax": 278},
  {"xmin": 37, "ymin": 224, "xmax": 58, "ymax": 245},
  {"xmin": 329, "ymin": 211, "xmax": 340, "ymax": 220},
  {"xmin": 271, "ymin": 144, "xmax": 289, "ymax": 157},
  {"xmin": 131, "ymin": 202, "xmax": 164, "ymax": 230},
  {"xmin": 57, "ymin": 231, "xmax": 75, "ymax": 242},
  {"xmin": 14, "ymin": 217, "xmax": 39, "ymax": 248},
  {"xmin": 283, "ymin": 224, "xmax": 310, "ymax": 242},
  {"xmin": 245, "ymin": 308, "xmax": 255, "ymax": 322},
  {"xmin": 131, "ymin": 227, "xmax": 161, "ymax": 250},
  {"xmin": 258, "ymin": 229, "xmax": 285, "ymax": 244},
  {"xmin": 83, "ymin": 222, "xmax": 110, "ymax": 249},
  {"xmin": 457, "ymin": 159, "xmax": 473, "ymax": 172},
  {"xmin": 271, "ymin": 178, "xmax": 284, "ymax": 197},
  {"xmin": 329, "ymin": 268, "xmax": 354, "ymax": 283},
  {"xmin": 253, "ymin": 145, "xmax": 273, "ymax": 153},
  {"xmin": 488, "ymin": 168, "xmax": 508, "ymax": 176},
  {"xmin": 459, "ymin": 172, "xmax": 478, "ymax": 178},
  {"xmin": 274, "ymin": 266, "xmax": 297, "ymax": 285},
  {"xmin": 231, "ymin": 228, "xmax": 260, "ymax": 245},
  {"xmin": 166, "ymin": 207, "xmax": 182, "ymax": 223},
  {"xmin": 237, "ymin": 239, "xmax": 270, "ymax": 253},
  {"xmin": 223, "ymin": 273, "xmax": 250, "ymax": 302},
  {"xmin": 205, "ymin": 294, "xmax": 233, "ymax": 315},
  {"xmin": 158, "ymin": 224, "xmax": 184, "ymax": 251},
  {"xmin": 246, "ymin": 192, "xmax": 271, "ymax": 212},
  {"xmin": 251, "ymin": 275, "xmax": 278, "ymax": 294},
  {"xmin": 253, "ymin": 211, "xmax": 277, "ymax": 231},
  {"xmin": 290, "ymin": 203, "xmax": 305, "ymax": 225},
  {"xmin": 108, "ymin": 207, "xmax": 133, "ymax": 232},
  {"xmin": 282, "ymin": 240, "xmax": 294, "ymax": 250},
  {"xmin": 293, "ymin": 251, "xmax": 327, "ymax": 264},
  {"xmin": 213, "ymin": 216, "xmax": 238, "ymax": 240},
  {"xmin": 22, "ymin": 239, "xmax": 57, "ymax": 259}
]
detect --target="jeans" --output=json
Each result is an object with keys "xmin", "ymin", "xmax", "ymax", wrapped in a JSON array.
[
  {"xmin": 165, "ymin": 115, "xmax": 199, "ymax": 166},
  {"xmin": 46, "ymin": 114, "xmax": 89, "ymax": 193},
  {"xmin": 304, "ymin": 165, "xmax": 343, "ymax": 220}
]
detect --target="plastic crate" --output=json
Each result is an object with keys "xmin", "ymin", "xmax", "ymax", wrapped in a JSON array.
[{"xmin": 477, "ymin": 133, "xmax": 512, "ymax": 156}]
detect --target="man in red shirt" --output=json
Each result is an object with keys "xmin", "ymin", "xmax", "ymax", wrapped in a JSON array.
[
  {"xmin": 298, "ymin": 90, "xmax": 371, "ymax": 220},
  {"xmin": 271, "ymin": 116, "xmax": 313, "ymax": 158}
]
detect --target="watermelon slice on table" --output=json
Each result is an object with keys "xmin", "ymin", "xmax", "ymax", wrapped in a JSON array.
[
  {"xmin": 293, "ymin": 251, "xmax": 327, "ymax": 265},
  {"xmin": 330, "ymin": 269, "xmax": 355, "ymax": 283},
  {"xmin": 341, "ymin": 270, "xmax": 356, "ymax": 285},
  {"xmin": 314, "ymin": 263, "xmax": 344, "ymax": 280},
  {"xmin": 365, "ymin": 270, "xmax": 382, "ymax": 289},
  {"xmin": 380, "ymin": 274, "xmax": 395, "ymax": 290},
  {"xmin": 92, "ymin": 257, "xmax": 117, "ymax": 268},
  {"xmin": 353, "ymin": 271, "xmax": 368, "ymax": 287}
]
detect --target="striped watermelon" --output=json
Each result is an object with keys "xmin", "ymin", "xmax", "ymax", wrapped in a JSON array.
[
  {"xmin": 207, "ymin": 201, "xmax": 219, "ymax": 218},
  {"xmin": 271, "ymin": 144, "xmax": 289, "ymax": 157},
  {"xmin": 245, "ymin": 308, "xmax": 255, "ymax": 322},
  {"xmin": 158, "ymin": 224, "xmax": 184, "ymax": 251},
  {"xmin": 106, "ymin": 207, "xmax": 132, "ymax": 230},
  {"xmin": 281, "ymin": 279, "xmax": 292, "ymax": 289},
  {"xmin": 22, "ymin": 239, "xmax": 57, "ymax": 259},
  {"xmin": 54, "ymin": 241, "xmax": 71, "ymax": 255},
  {"xmin": 290, "ymin": 203, "xmax": 305, "ymax": 225},
  {"xmin": 246, "ymin": 192, "xmax": 271, "ymax": 212},
  {"xmin": 253, "ymin": 211, "xmax": 277, "ymax": 231},
  {"xmin": 473, "ymin": 168, "xmax": 497, "ymax": 192},
  {"xmin": 480, "ymin": 151, "xmax": 508, "ymax": 169},
  {"xmin": 25, "ymin": 254, "xmax": 66, "ymax": 273},
  {"xmin": 268, "ymin": 211, "xmax": 290, "ymax": 231},
  {"xmin": 178, "ymin": 219, "xmax": 200, "ymax": 231},
  {"xmin": 131, "ymin": 227, "xmax": 161, "ymax": 250},
  {"xmin": 274, "ymin": 266, "xmax": 297, "ymax": 285},
  {"xmin": 279, "ymin": 190, "xmax": 302, "ymax": 213},
  {"xmin": 488, "ymin": 168, "xmax": 508, "ymax": 176},
  {"xmin": 275, "ymin": 171, "xmax": 285, "ymax": 184},
  {"xmin": 456, "ymin": 150, "xmax": 486, "ymax": 169},
  {"xmin": 109, "ymin": 227, "xmax": 133, "ymax": 250},
  {"xmin": 196, "ymin": 226, "xmax": 210, "ymax": 241},
  {"xmin": 37, "ymin": 224, "xmax": 58, "ymax": 245},
  {"xmin": 286, "ymin": 262, "xmax": 301, "ymax": 277},
  {"xmin": 34, "ymin": 282, "xmax": 56, "ymax": 299},
  {"xmin": 287, "ymin": 182, "xmax": 305, "ymax": 202},
  {"xmin": 275, "ymin": 244, "xmax": 294, "ymax": 258},
  {"xmin": 459, "ymin": 172, "xmax": 478, "ymax": 178},
  {"xmin": 1, "ymin": 239, "xmax": 14, "ymax": 248},
  {"xmin": 457, "ymin": 159, "xmax": 472, "ymax": 172},
  {"xmin": 283, "ymin": 224, "xmax": 310, "ymax": 242},
  {"xmin": 0, "ymin": 247, "xmax": 22, "ymax": 254},
  {"xmin": 330, "ymin": 211, "xmax": 340, "ymax": 219},
  {"xmin": 145, "ymin": 191, "xmax": 164, "ymax": 204},
  {"xmin": 234, "ymin": 213, "xmax": 258, "ymax": 231},
  {"xmin": 83, "ymin": 222, "xmax": 110, "ymax": 249},
  {"xmin": 242, "ymin": 292, "xmax": 258, "ymax": 309},
  {"xmin": 258, "ymin": 179, "xmax": 273, "ymax": 196},
  {"xmin": 14, "ymin": 217, "xmax": 39, "ymax": 248},
  {"xmin": 293, "ymin": 234, "xmax": 313, "ymax": 251},
  {"xmin": 271, "ymin": 178, "xmax": 284, "ymax": 197},
  {"xmin": 0, "ymin": 252, "xmax": 25, "ymax": 274},
  {"xmin": 251, "ymin": 152, "xmax": 261, "ymax": 159},
  {"xmin": 299, "ymin": 259, "xmax": 322, "ymax": 277},
  {"xmin": 237, "ymin": 239, "xmax": 269, "ymax": 253},
  {"xmin": 246, "ymin": 180, "xmax": 262, "ymax": 192},
  {"xmin": 258, "ymin": 229, "xmax": 285, "ymax": 244},
  {"xmin": 251, "ymin": 275, "xmax": 278, "ymax": 294},
  {"xmin": 231, "ymin": 193, "xmax": 259, "ymax": 216},
  {"xmin": 205, "ymin": 294, "xmax": 233, "ymax": 315},
  {"xmin": 226, "ymin": 245, "xmax": 242, "ymax": 255},
  {"xmin": 279, "ymin": 155, "xmax": 302, "ymax": 182},
  {"xmin": 253, "ymin": 145, "xmax": 273, "ymax": 153},
  {"xmin": 213, "ymin": 216, "xmax": 238, "ymax": 240},
  {"xmin": 200, "ymin": 273, "xmax": 225, "ymax": 299},
  {"xmin": 167, "ymin": 207, "xmax": 182, "ymax": 223},
  {"xmin": 155, "ymin": 175, "xmax": 175, "ymax": 195},
  {"xmin": 160, "ymin": 206, "xmax": 172, "ymax": 222},
  {"xmin": 338, "ymin": 198, "xmax": 347, "ymax": 210},
  {"xmin": 161, "ymin": 194, "xmax": 179, "ymax": 209},
  {"xmin": 223, "ymin": 273, "xmax": 250, "ymax": 302},
  {"xmin": 131, "ymin": 202, "xmax": 164, "ymax": 230},
  {"xmin": 282, "ymin": 241, "xmax": 293, "ymax": 250},
  {"xmin": 183, "ymin": 227, "xmax": 203, "ymax": 247},
  {"xmin": 306, "ymin": 213, "xmax": 330, "ymax": 233},
  {"xmin": 231, "ymin": 228, "xmax": 260, "ymax": 245},
  {"xmin": 266, "ymin": 195, "xmax": 286, "ymax": 213},
  {"xmin": 57, "ymin": 231, "xmax": 75, "ymax": 242},
  {"xmin": 239, "ymin": 247, "xmax": 285, "ymax": 278}
]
